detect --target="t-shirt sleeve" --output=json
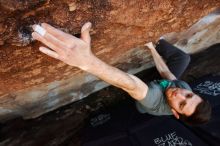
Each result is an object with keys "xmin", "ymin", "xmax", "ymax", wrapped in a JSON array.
[
  {"xmin": 135, "ymin": 81, "xmax": 173, "ymax": 115},
  {"xmin": 138, "ymin": 81, "xmax": 163, "ymax": 110},
  {"xmin": 136, "ymin": 82, "xmax": 167, "ymax": 114}
]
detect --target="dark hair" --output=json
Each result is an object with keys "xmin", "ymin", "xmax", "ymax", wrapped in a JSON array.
[{"xmin": 179, "ymin": 99, "xmax": 212, "ymax": 126}]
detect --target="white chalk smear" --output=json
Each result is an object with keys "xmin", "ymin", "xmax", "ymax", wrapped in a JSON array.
[{"xmin": 35, "ymin": 25, "xmax": 46, "ymax": 36}]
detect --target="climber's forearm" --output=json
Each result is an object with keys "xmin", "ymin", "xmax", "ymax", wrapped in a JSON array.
[
  {"xmin": 84, "ymin": 55, "xmax": 148, "ymax": 100},
  {"xmin": 145, "ymin": 42, "xmax": 176, "ymax": 80}
]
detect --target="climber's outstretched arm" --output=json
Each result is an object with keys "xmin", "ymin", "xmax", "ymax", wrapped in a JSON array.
[{"xmin": 32, "ymin": 22, "xmax": 148, "ymax": 100}]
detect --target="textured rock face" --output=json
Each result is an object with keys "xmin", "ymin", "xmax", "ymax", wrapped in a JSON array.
[{"xmin": 0, "ymin": 0, "xmax": 220, "ymax": 121}]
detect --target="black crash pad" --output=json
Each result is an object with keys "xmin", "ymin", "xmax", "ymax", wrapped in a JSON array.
[
  {"xmin": 82, "ymin": 100, "xmax": 153, "ymax": 145},
  {"xmin": 83, "ymin": 74, "xmax": 220, "ymax": 146},
  {"xmin": 83, "ymin": 101, "xmax": 208, "ymax": 146},
  {"xmin": 190, "ymin": 74, "xmax": 220, "ymax": 107},
  {"xmin": 129, "ymin": 116, "xmax": 208, "ymax": 146},
  {"xmin": 83, "ymin": 133, "xmax": 132, "ymax": 146}
]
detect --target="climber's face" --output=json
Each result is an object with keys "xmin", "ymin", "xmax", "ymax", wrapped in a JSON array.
[{"xmin": 166, "ymin": 87, "xmax": 202, "ymax": 118}]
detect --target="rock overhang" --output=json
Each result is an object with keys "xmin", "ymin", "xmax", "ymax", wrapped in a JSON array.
[{"xmin": 0, "ymin": 0, "xmax": 220, "ymax": 121}]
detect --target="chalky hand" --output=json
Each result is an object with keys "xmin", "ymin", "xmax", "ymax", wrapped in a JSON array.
[{"xmin": 32, "ymin": 22, "xmax": 93, "ymax": 70}]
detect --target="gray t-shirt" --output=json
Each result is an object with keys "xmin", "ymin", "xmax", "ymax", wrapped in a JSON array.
[{"xmin": 136, "ymin": 79, "xmax": 192, "ymax": 116}]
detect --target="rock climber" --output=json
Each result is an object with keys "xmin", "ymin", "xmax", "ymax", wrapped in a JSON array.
[{"xmin": 32, "ymin": 22, "xmax": 211, "ymax": 125}]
